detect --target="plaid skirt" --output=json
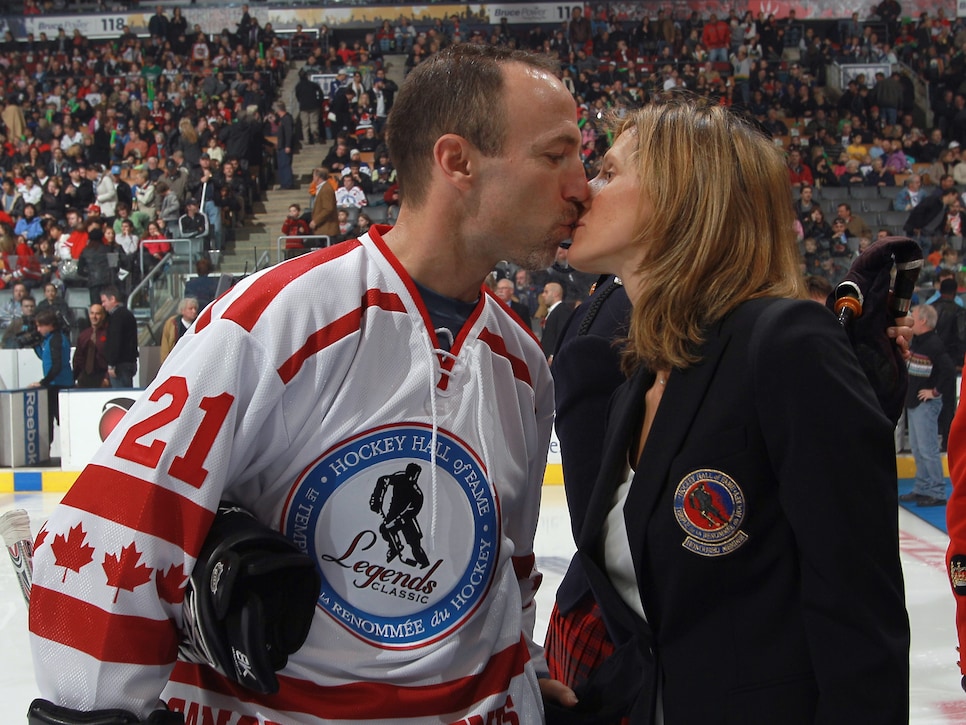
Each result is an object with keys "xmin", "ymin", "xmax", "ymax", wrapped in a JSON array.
[{"xmin": 545, "ymin": 596, "xmax": 616, "ymax": 688}]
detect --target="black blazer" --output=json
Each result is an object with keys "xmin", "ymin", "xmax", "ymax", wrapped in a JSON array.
[
  {"xmin": 542, "ymin": 301, "xmax": 572, "ymax": 359},
  {"xmin": 564, "ymin": 298, "xmax": 909, "ymax": 724}
]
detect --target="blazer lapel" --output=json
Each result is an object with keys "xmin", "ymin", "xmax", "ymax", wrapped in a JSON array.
[{"xmin": 623, "ymin": 326, "xmax": 734, "ymax": 538}]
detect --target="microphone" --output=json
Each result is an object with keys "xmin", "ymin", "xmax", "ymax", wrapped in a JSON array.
[
  {"xmin": 834, "ymin": 281, "xmax": 863, "ymax": 327},
  {"xmin": 890, "ymin": 243, "xmax": 924, "ymax": 319}
]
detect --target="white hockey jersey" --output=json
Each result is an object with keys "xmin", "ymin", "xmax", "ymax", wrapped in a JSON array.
[{"xmin": 29, "ymin": 228, "xmax": 555, "ymax": 725}]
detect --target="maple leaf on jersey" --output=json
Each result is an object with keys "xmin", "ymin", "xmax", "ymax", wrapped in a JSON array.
[
  {"xmin": 156, "ymin": 563, "xmax": 188, "ymax": 605},
  {"xmin": 51, "ymin": 524, "xmax": 95, "ymax": 582},
  {"xmin": 34, "ymin": 527, "xmax": 48, "ymax": 551},
  {"xmin": 103, "ymin": 542, "xmax": 153, "ymax": 603}
]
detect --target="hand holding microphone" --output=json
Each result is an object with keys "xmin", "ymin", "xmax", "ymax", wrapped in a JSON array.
[{"xmin": 829, "ymin": 236, "xmax": 923, "ymax": 424}]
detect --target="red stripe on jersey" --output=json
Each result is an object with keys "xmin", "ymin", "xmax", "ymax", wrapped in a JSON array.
[
  {"xmin": 478, "ymin": 328, "xmax": 533, "ymax": 388},
  {"xmin": 196, "ymin": 242, "xmax": 361, "ymax": 333},
  {"xmin": 169, "ymin": 636, "xmax": 531, "ymax": 720},
  {"xmin": 61, "ymin": 464, "xmax": 215, "ymax": 557},
  {"xmin": 276, "ymin": 289, "xmax": 407, "ymax": 384},
  {"xmin": 483, "ymin": 288, "xmax": 540, "ymax": 345},
  {"xmin": 30, "ymin": 586, "xmax": 179, "ymax": 665},
  {"xmin": 512, "ymin": 553, "xmax": 536, "ymax": 581}
]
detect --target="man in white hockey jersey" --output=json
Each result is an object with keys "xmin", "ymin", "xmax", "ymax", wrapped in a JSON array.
[{"xmin": 28, "ymin": 44, "xmax": 588, "ymax": 724}]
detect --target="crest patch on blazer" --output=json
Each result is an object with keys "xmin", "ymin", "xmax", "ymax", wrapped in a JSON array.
[
  {"xmin": 950, "ymin": 555, "xmax": 966, "ymax": 596},
  {"xmin": 673, "ymin": 469, "xmax": 749, "ymax": 557}
]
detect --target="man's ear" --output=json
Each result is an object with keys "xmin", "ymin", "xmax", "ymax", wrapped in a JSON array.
[{"xmin": 433, "ymin": 134, "xmax": 474, "ymax": 191}]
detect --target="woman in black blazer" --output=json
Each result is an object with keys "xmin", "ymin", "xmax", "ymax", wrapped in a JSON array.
[{"xmin": 545, "ymin": 96, "xmax": 910, "ymax": 724}]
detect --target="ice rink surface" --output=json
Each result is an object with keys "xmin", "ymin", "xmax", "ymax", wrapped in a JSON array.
[{"xmin": 3, "ymin": 486, "xmax": 966, "ymax": 722}]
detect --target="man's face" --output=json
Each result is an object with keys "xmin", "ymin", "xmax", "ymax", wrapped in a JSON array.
[
  {"xmin": 44, "ymin": 285, "xmax": 56, "ymax": 301},
  {"xmin": 912, "ymin": 309, "xmax": 931, "ymax": 336},
  {"xmin": 21, "ymin": 300, "xmax": 36, "ymax": 317},
  {"xmin": 471, "ymin": 63, "xmax": 588, "ymax": 271},
  {"xmin": 495, "ymin": 280, "xmax": 514, "ymax": 302},
  {"xmin": 12, "ymin": 285, "xmax": 27, "ymax": 301},
  {"xmin": 87, "ymin": 305, "xmax": 107, "ymax": 327},
  {"xmin": 801, "ymin": 187, "xmax": 812, "ymax": 202},
  {"xmin": 100, "ymin": 294, "xmax": 116, "ymax": 312},
  {"xmin": 182, "ymin": 301, "xmax": 199, "ymax": 323}
]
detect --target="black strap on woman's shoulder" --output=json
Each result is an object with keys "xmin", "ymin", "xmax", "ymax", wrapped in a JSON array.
[{"xmin": 576, "ymin": 275, "xmax": 624, "ymax": 337}]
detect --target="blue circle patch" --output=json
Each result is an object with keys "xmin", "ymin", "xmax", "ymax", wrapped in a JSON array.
[{"xmin": 282, "ymin": 423, "xmax": 500, "ymax": 648}]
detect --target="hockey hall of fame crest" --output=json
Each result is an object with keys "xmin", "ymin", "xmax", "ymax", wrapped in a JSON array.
[{"xmin": 282, "ymin": 423, "xmax": 500, "ymax": 649}]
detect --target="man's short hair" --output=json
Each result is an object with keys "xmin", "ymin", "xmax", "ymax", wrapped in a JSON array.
[
  {"xmin": 35, "ymin": 309, "xmax": 59, "ymax": 328},
  {"xmin": 940, "ymin": 277, "xmax": 959, "ymax": 295},
  {"xmin": 385, "ymin": 44, "xmax": 559, "ymax": 209}
]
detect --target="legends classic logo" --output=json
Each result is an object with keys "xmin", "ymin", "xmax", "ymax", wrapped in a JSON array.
[{"xmin": 283, "ymin": 424, "xmax": 499, "ymax": 648}]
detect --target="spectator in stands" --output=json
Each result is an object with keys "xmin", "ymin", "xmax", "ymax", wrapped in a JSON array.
[
  {"xmin": 802, "ymin": 236, "xmax": 822, "ymax": 275},
  {"xmin": 865, "ymin": 157, "xmax": 896, "ymax": 187},
  {"xmin": 29, "ymin": 307, "xmax": 73, "ymax": 443},
  {"xmin": 812, "ymin": 156, "xmax": 839, "ymax": 188},
  {"xmin": 273, "ymin": 101, "xmax": 295, "ymax": 191},
  {"xmin": 945, "ymin": 199, "xmax": 966, "ymax": 251},
  {"xmin": 100, "ymin": 285, "xmax": 138, "ymax": 388},
  {"xmin": 895, "ymin": 174, "xmax": 925, "ymax": 211},
  {"xmin": 112, "ymin": 202, "xmax": 150, "ymax": 238},
  {"xmin": 92, "ymin": 164, "xmax": 118, "ymax": 225},
  {"xmin": 371, "ymin": 73, "xmax": 398, "ymax": 137},
  {"xmin": 37, "ymin": 283, "xmax": 71, "ymax": 328},
  {"xmin": 787, "ymin": 148, "xmax": 813, "ymax": 188},
  {"xmin": 802, "ymin": 206, "xmax": 833, "ymax": 249},
  {"xmin": 308, "ymin": 168, "xmax": 339, "ymax": 241},
  {"xmin": 160, "ymin": 296, "xmax": 200, "ymax": 363},
  {"xmin": 0, "ymin": 295, "xmax": 36, "ymax": 350},
  {"xmin": 282, "ymin": 203, "xmax": 311, "ymax": 257},
  {"xmin": 494, "ymin": 277, "xmax": 531, "ymax": 323},
  {"xmin": 335, "ymin": 174, "xmax": 367, "ymax": 209},
  {"xmin": 133, "ymin": 169, "xmax": 158, "ymax": 220},
  {"xmin": 15, "ymin": 203, "xmax": 43, "ymax": 243},
  {"xmin": 174, "ymin": 117, "xmax": 203, "ymax": 170},
  {"xmin": 352, "ymin": 212, "xmax": 373, "ymax": 238},
  {"xmin": 294, "ymin": 70, "xmax": 323, "ymax": 146},
  {"xmin": 902, "ymin": 304, "xmax": 955, "ymax": 506},
  {"xmin": 906, "ymin": 187, "xmax": 961, "ymax": 252},
  {"xmin": 178, "ymin": 198, "xmax": 209, "ymax": 244},
  {"xmin": 38, "ymin": 178, "xmax": 67, "ymax": 223},
  {"xmin": 183, "ymin": 257, "xmax": 219, "ymax": 313},
  {"xmin": 841, "ymin": 158, "xmax": 866, "ymax": 185},
  {"xmin": 189, "ymin": 153, "xmax": 224, "ymax": 253},
  {"xmin": 335, "ymin": 208, "xmax": 353, "ymax": 239},
  {"xmin": 57, "ymin": 209, "xmax": 88, "ymax": 261},
  {"xmin": 114, "ymin": 218, "xmax": 140, "ymax": 273},
  {"xmin": 323, "ymin": 138, "xmax": 353, "ymax": 176},
  {"xmin": 924, "ymin": 147, "xmax": 960, "ymax": 188},
  {"xmin": 78, "ymin": 228, "xmax": 116, "ymax": 305},
  {"xmin": 141, "ymin": 220, "xmax": 172, "ymax": 273},
  {"xmin": 329, "ymin": 86, "xmax": 357, "ymax": 138},
  {"xmin": 156, "ymin": 181, "xmax": 181, "ymax": 230},
  {"xmin": 804, "ymin": 273, "xmax": 834, "ymax": 303},
  {"xmin": 837, "ymin": 202, "xmax": 872, "ymax": 239},
  {"xmin": 1, "ymin": 178, "xmax": 24, "ymax": 221},
  {"xmin": 701, "ymin": 13, "xmax": 731, "ymax": 63}
]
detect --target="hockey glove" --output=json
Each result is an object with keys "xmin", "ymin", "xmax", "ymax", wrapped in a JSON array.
[
  {"xmin": 179, "ymin": 502, "xmax": 321, "ymax": 694},
  {"xmin": 28, "ymin": 699, "xmax": 184, "ymax": 725}
]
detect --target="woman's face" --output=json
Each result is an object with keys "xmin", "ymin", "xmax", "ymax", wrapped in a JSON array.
[{"xmin": 569, "ymin": 131, "xmax": 648, "ymax": 280}]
